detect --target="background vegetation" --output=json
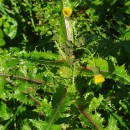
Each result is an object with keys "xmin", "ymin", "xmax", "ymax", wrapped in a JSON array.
[{"xmin": 0, "ymin": 0, "xmax": 130, "ymax": 129}]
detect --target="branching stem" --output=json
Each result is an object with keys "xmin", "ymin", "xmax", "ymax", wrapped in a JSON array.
[
  {"xmin": 0, "ymin": 73, "xmax": 45, "ymax": 84},
  {"xmin": 77, "ymin": 106, "xmax": 100, "ymax": 130}
]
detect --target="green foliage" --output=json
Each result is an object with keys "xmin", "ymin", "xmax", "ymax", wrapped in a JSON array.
[
  {"xmin": 105, "ymin": 116, "xmax": 119, "ymax": 130},
  {"xmin": 0, "ymin": 0, "xmax": 130, "ymax": 129},
  {"xmin": 29, "ymin": 120, "xmax": 62, "ymax": 130}
]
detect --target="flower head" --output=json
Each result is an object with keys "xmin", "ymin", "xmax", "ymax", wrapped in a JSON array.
[
  {"xmin": 94, "ymin": 74, "xmax": 105, "ymax": 84},
  {"xmin": 63, "ymin": 7, "xmax": 72, "ymax": 17}
]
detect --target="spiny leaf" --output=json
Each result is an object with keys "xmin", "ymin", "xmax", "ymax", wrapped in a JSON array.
[
  {"xmin": 29, "ymin": 51, "xmax": 59, "ymax": 60},
  {"xmin": 0, "ymin": 102, "xmax": 10, "ymax": 120},
  {"xmin": 50, "ymin": 87, "xmax": 71, "ymax": 122},
  {"xmin": 41, "ymin": 98, "xmax": 53, "ymax": 117},
  {"xmin": 87, "ymin": 57, "xmax": 130, "ymax": 84},
  {"xmin": 88, "ymin": 57, "xmax": 109, "ymax": 72},
  {"xmin": 79, "ymin": 94, "xmax": 104, "ymax": 129},
  {"xmin": 0, "ymin": 77, "xmax": 6, "ymax": 99},
  {"xmin": 79, "ymin": 109, "xmax": 104, "ymax": 129},
  {"xmin": 89, "ymin": 112, "xmax": 104, "ymax": 129},
  {"xmin": 20, "ymin": 50, "xmax": 59, "ymax": 60},
  {"xmin": 3, "ymin": 16, "xmax": 17, "ymax": 39},
  {"xmin": 101, "ymin": 101, "xmax": 127, "ymax": 128},
  {"xmin": 89, "ymin": 94, "xmax": 103, "ymax": 111},
  {"xmin": 114, "ymin": 65, "xmax": 130, "ymax": 84},
  {"xmin": 21, "ymin": 121, "xmax": 31, "ymax": 130},
  {"xmin": 104, "ymin": 115, "xmax": 119, "ymax": 130},
  {"xmin": 29, "ymin": 120, "xmax": 62, "ymax": 130},
  {"xmin": 87, "ymin": 95, "xmax": 104, "ymax": 129}
]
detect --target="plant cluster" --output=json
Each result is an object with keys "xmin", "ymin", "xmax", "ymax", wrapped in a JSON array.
[{"xmin": 0, "ymin": 0, "xmax": 130, "ymax": 129}]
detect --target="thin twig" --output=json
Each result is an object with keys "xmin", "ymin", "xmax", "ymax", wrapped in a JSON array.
[
  {"xmin": 79, "ymin": 66, "xmax": 93, "ymax": 71},
  {"xmin": 79, "ymin": 66, "xmax": 109, "ymax": 74},
  {"xmin": 77, "ymin": 106, "xmax": 100, "ymax": 130},
  {"xmin": 24, "ymin": 93, "xmax": 41, "ymax": 106},
  {"xmin": 0, "ymin": 73, "xmax": 45, "ymax": 84},
  {"xmin": 4, "ymin": 75, "xmax": 41, "ymax": 106}
]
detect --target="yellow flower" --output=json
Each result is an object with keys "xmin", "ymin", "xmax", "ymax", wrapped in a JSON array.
[
  {"xmin": 69, "ymin": 55, "xmax": 75, "ymax": 60},
  {"xmin": 94, "ymin": 74, "xmax": 105, "ymax": 84},
  {"xmin": 63, "ymin": 7, "xmax": 72, "ymax": 17}
]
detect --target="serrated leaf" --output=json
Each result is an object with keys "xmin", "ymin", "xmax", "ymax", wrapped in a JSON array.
[
  {"xmin": 0, "ymin": 102, "xmax": 10, "ymax": 120},
  {"xmin": 79, "ymin": 109, "xmax": 104, "ymax": 129},
  {"xmin": 87, "ymin": 57, "xmax": 130, "ymax": 84},
  {"xmin": 3, "ymin": 17, "xmax": 17, "ymax": 39},
  {"xmin": 6, "ymin": 58, "xmax": 19, "ymax": 70},
  {"xmin": 78, "ymin": 95, "xmax": 105, "ymax": 129},
  {"xmin": 47, "ymin": 87, "xmax": 71, "ymax": 127},
  {"xmin": 88, "ymin": 58, "xmax": 109, "ymax": 72},
  {"xmin": 105, "ymin": 115, "xmax": 119, "ymax": 130},
  {"xmin": 41, "ymin": 98, "xmax": 53, "ymax": 117},
  {"xmin": 29, "ymin": 120, "xmax": 62, "ymax": 130},
  {"xmin": 114, "ymin": 65, "xmax": 130, "ymax": 84},
  {"xmin": 124, "ymin": 31, "xmax": 130, "ymax": 40},
  {"xmin": 21, "ymin": 124, "xmax": 31, "ymax": 130},
  {"xmin": 101, "ymin": 101, "xmax": 127, "ymax": 128},
  {"xmin": 29, "ymin": 51, "xmax": 58, "ymax": 60},
  {"xmin": 90, "ymin": 112, "xmax": 104, "ymax": 129},
  {"xmin": 0, "ymin": 77, "xmax": 6, "ymax": 99},
  {"xmin": 89, "ymin": 94, "xmax": 103, "ymax": 111},
  {"xmin": 21, "ymin": 119, "xmax": 31, "ymax": 130}
]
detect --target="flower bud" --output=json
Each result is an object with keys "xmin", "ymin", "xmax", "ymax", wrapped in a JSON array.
[{"xmin": 63, "ymin": 7, "xmax": 72, "ymax": 17}]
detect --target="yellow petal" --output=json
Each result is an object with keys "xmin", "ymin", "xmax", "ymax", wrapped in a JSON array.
[
  {"xmin": 63, "ymin": 7, "xmax": 72, "ymax": 17},
  {"xmin": 94, "ymin": 74, "xmax": 105, "ymax": 84}
]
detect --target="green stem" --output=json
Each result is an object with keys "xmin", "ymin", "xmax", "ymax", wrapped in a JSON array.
[
  {"xmin": 46, "ymin": 88, "xmax": 67, "ymax": 130},
  {"xmin": 55, "ymin": 41, "xmax": 66, "ymax": 59}
]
